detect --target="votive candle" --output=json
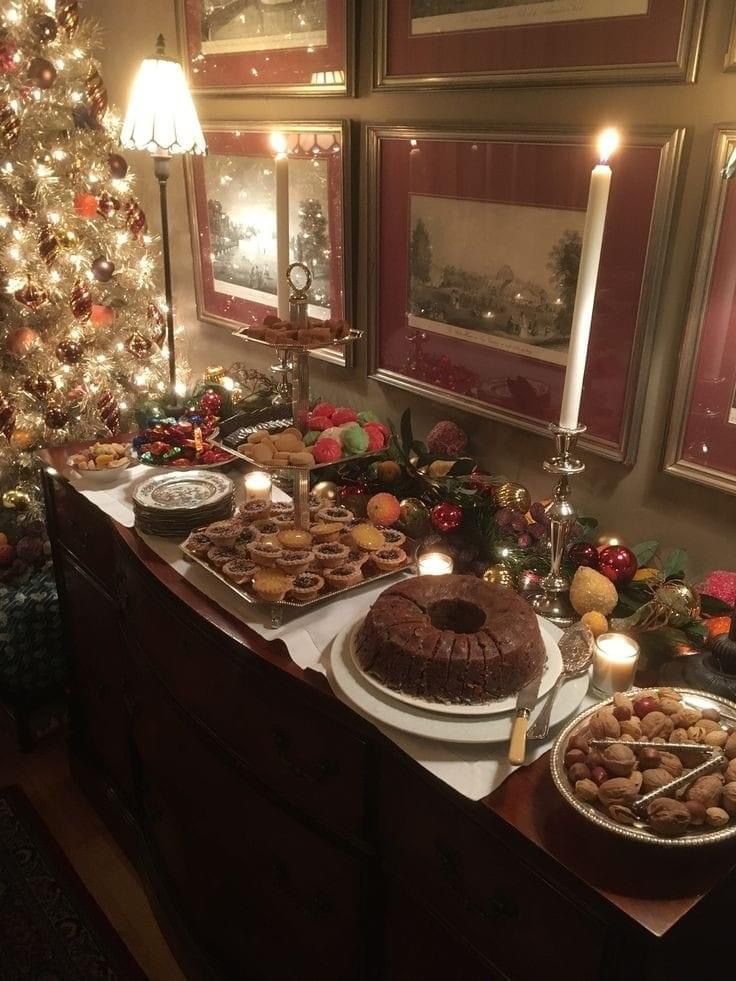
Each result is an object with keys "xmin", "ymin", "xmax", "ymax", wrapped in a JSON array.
[
  {"xmin": 592, "ymin": 632, "xmax": 640, "ymax": 696},
  {"xmin": 244, "ymin": 471, "xmax": 272, "ymax": 503},
  {"xmin": 417, "ymin": 552, "xmax": 454, "ymax": 576}
]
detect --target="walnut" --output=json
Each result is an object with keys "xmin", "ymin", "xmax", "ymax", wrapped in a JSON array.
[
  {"xmin": 725, "ymin": 732, "xmax": 736, "ymax": 760},
  {"xmin": 704, "ymin": 729, "xmax": 728, "ymax": 749},
  {"xmin": 685, "ymin": 800, "xmax": 707, "ymax": 826},
  {"xmin": 686, "ymin": 774, "xmax": 724, "ymax": 809},
  {"xmin": 725, "ymin": 759, "xmax": 736, "ymax": 783},
  {"xmin": 705, "ymin": 807, "xmax": 730, "ymax": 829},
  {"xmin": 722, "ymin": 782, "xmax": 736, "ymax": 817},
  {"xmin": 611, "ymin": 692, "xmax": 633, "ymax": 721},
  {"xmin": 647, "ymin": 798, "xmax": 690, "ymax": 836},
  {"xmin": 687, "ymin": 725, "xmax": 709, "ymax": 743},
  {"xmin": 670, "ymin": 727, "xmax": 689, "ymax": 743},
  {"xmin": 670, "ymin": 707, "xmax": 702, "ymax": 729},
  {"xmin": 598, "ymin": 777, "xmax": 638, "ymax": 809},
  {"xmin": 629, "ymin": 770, "xmax": 643, "ymax": 794},
  {"xmin": 574, "ymin": 779, "xmax": 599, "ymax": 804},
  {"xmin": 640, "ymin": 711, "xmax": 674, "ymax": 740},
  {"xmin": 658, "ymin": 698, "xmax": 683, "ymax": 716},
  {"xmin": 620, "ymin": 718, "xmax": 642, "ymax": 739},
  {"xmin": 641, "ymin": 767, "xmax": 674, "ymax": 794},
  {"xmin": 601, "ymin": 744, "xmax": 636, "ymax": 777},
  {"xmin": 658, "ymin": 751, "xmax": 684, "ymax": 778},
  {"xmin": 657, "ymin": 688, "xmax": 683, "ymax": 703},
  {"xmin": 608, "ymin": 804, "xmax": 636, "ymax": 825},
  {"xmin": 588, "ymin": 711, "xmax": 621, "ymax": 740}
]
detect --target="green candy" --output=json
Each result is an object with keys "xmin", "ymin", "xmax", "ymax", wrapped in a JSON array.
[
  {"xmin": 342, "ymin": 424, "xmax": 369, "ymax": 455},
  {"xmin": 304, "ymin": 430, "xmax": 319, "ymax": 447},
  {"xmin": 357, "ymin": 410, "xmax": 379, "ymax": 425}
]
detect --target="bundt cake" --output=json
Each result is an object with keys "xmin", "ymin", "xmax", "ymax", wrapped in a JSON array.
[{"xmin": 355, "ymin": 575, "xmax": 545, "ymax": 704}]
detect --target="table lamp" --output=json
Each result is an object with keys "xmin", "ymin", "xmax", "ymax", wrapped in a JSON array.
[{"xmin": 121, "ymin": 35, "xmax": 206, "ymax": 408}]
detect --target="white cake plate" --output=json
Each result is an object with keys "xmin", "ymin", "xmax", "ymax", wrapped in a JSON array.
[
  {"xmin": 327, "ymin": 618, "xmax": 589, "ymax": 745},
  {"xmin": 350, "ymin": 615, "xmax": 563, "ymax": 716}
]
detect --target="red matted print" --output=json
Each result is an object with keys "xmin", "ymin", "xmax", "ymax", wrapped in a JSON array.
[
  {"xmin": 179, "ymin": 0, "xmax": 351, "ymax": 94},
  {"xmin": 666, "ymin": 129, "xmax": 736, "ymax": 494},
  {"xmin": 368, "ymin": 127, "xmax": 682, "ymax": 463},
  {"xmin": 376, "ymin": 0, "xmax": 704, "ymax": 87},
  {"xmin": 187, "ymin": 124, "xmax": 347, "ymax": 333}
]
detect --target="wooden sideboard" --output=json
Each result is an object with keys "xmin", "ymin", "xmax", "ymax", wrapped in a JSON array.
[{"xmin": 41, "ymin": 456, "xmax": 736, "ymax": 981}]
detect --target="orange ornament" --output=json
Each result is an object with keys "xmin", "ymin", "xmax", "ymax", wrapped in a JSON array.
[
  {"xmin": 90, "ymin": 303, "xmax": 115, "ymax": 327},
  {"xmin": 74, "ymin": 192, "xmax": 98, "ymax": 218},
  {"xmin": 706, "ymin": 617, "xmax": 731, "ymax": 642}
]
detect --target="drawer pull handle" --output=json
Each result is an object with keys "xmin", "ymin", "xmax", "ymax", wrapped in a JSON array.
[
  {"xmin": 271, "ymin": 857, "xmax": 332, "ymax": 918},
  {"xmin": 435, "ymin": 842, "xmax": 518, "ymax": 922},
  {"xmin": 272, "ymin": 728, "xmax": 338, "ymax": 784}
]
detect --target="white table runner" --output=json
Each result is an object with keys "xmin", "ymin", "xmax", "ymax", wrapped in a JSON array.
[{"xmin": 66, "ymin": 464, "xmax": 597, "ymax": 801}]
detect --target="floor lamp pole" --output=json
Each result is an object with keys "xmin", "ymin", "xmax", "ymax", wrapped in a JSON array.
[{"xmin": 154, "ymin": 154, "xmax": 177, "ymax": 405}]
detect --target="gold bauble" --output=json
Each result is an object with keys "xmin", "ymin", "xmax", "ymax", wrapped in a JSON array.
[
  {"xmin": 655, "ymin": 582, "xmax": 701, "ymax": 620},
  {"xmin": 204, "ymin": 365, "xmax": 225, "ymax": 385},
  {"xmin": 10, "ymin": 429, "xmax": 34, "ymax": 451},
  {"xmin": 595, "ymin": 532, "xmax": 627, "ymax": 550},
  {"xmin": 311, "ymin": 480, "xmax": 338, "ymax": 503},
  {"xmin": 482, "ymin": 563, "xmax": 515, "ymax": 590},
  {"xmin": 517, "ymin": 569, "xmax": 543, "ymax": 598},
  {"xmin": 493, "ymin": 481, "xmax": 531, "ymax": 513},
  {"xmin": 3, "ymin": 488, "xmax": 31, "ymax": 511}
]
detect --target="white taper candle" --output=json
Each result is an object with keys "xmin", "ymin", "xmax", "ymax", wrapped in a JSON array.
[
  {"xmin": 271, "ymin": 132, "xmax": 290, "ymax": 322},
  {"xmin": 559, "ymin": 128, "xmax": 619, "ymax": 431}
]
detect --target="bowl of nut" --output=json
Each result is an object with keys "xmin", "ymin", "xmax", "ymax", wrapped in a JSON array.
[
  {"xmin": 550, "ymin": 687, "xmax": 736, "ymax": 846},
  {"xmin": 67, "ymin": 442, "xmax": 135, "ymax": 482}
]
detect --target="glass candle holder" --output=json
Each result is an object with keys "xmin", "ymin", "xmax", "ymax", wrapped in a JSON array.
[
  {"xmin": 244, "ymin": 471, "xmax": 272, "ymax": 503},
  {"xmin": 591, "ymin": 632, "xmax": 640, "ymax": 697},
  {"xmin": 417, "ymin": 551, "xmax": 454, "ymax": 576}
]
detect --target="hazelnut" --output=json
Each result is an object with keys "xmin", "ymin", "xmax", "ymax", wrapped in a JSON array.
[
  {"xmin": 601, "ymin": 744, "xmax": 636, "ymax": 777},
  {"xmin": 705, "ymin": 807, "xmax": 730, "ymax": 829},
  {"xmin": 704, "ymin": 729, "xmax": 728, "ymax": 749},
  {"xmin": 569, "ymin": 729, "xmax": 591, "ymax": 754},
  {"xmin": 629, "ymin": 770, "xmax": 643, "ymax": 794},
  {"xmin": 598, "ymin": 777, "xmax": 638, "ymax": 809},
  {"xmin": 564, "ymin": 749, "xmax": 587, "ymax": 769},
  {"xmin": 685, "ymin": 800, "xmax": 707, "ymax": 826},
  {"xmin": 670, "ymin": 707, "xmax": 702, "ymax": 729},
  {"xmin": 641, "ymin": 767, "xmax": 674, "ymax": 794},
  {"xmin": 589, "ymin": 711, "xmax": 621, "ymax": 740},
  {"xmin": 641, "ymin": 711, "xmax": 674, "ymax": 740},
  {"xmin": 608, "ymin": 804, "xmax": 636, "ymax": 825},
  {"xmin": 637, "ymin": 747, "xmax": 662, "ymax": 770},
  {"xmin": 590, "ymin": 766, "xmax": 608, "ymax": 786},
  {"xmin": 670, "ymin": 727, "xmax": 689, "ymax": 743},
  {"xmin": 725, "ymin": 759, "xmax": 736, "ymax": 783},
  {"xmin": 722, "ymin": 782, "xmax": 736, "ymax": 817},
  {"xmin": 574, "ymin": 779, "xmax": 598, "ymax": 804},
  {"xmin": 568, "ymin": 763, "xmax": 591, "ymax": 784},
  {"xmin": 658, "ymin": 751, "xmax": 684, "ymax": 778},
  {"xmin": 725, "ymin": 732, "xmax": 736, "ymax": 760},
  {"xmin": 586, "ymin": 751, "xmax": 605, "ymax": 769},
  {"xmin": 658, "ymin": 698, "xmax": 683, "ymax": 717},
  {"xmin": 612, "ymin": 693, "xmax": 633, "ymax": 721},
  {"xmin": 620, "ymin": 718, "xmax": 642, "ymax": 739},
  {"xmin": 700, "ymin": 707, "xmax": 720, "ymax": 722},
  {"xmin": 686, "ymin": 774, "xmax": 724, "ymax": 809},
  {"xmin": 657, "ymin": 688, "xmax": 683, "ymax": 703},
  {"xmin": 647, "ymin": 798, "xmax": 690, "ymax": 836}
]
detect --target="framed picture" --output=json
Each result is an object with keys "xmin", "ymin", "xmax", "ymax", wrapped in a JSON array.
[
  {"xmin": 726, "ymin": 3, "xmax": 736, "ymax": 71},
  {"xmin": 375, "ymin": 0, "xmax": 705, "ymax": 89},
  {"xmin": 177, "ymin": 0, "xmax": 353, "ymax": 96},
  {"xmin": 367, "ymin": 125, "xmax": 684, "ymax": 463},
  {"xmin": 185, "ymin": 121, "xmax": 351, "ymax": 366},
  {"xmin": 665, "ymin": 127, "xmax": 736, "ymax": 495}
]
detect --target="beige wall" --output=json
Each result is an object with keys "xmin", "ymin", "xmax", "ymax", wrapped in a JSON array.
[{"xmin": 86, "ymin": 0, "xmax": 736, "ymax": 578}]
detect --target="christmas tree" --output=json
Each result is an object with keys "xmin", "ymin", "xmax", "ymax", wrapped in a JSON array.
[{"xmin": 0, "ymin": 0, "xmax": 170, "ymax": 521}]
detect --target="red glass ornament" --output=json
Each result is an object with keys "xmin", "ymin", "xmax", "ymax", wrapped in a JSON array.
[
  {"xmin": 125, "ymin": 199, "xmax": 146, "ymax": 236},
  {"xmin": 198, "ymin": 389, "xmax": 223, "ymax": 417},
  {"xmin": 567, "ymin": 541, "xmax": 599, "ymax": 571},
  {"xmin": 74, "ymin": 192, "xmax": 98, "ymax": 218},
  {"xmin": 338, "ymin": 484, "xmax": 368, "ymax": 518},
  {"xmin": 430, "ymin": 501, "xmax": 463, "ymax": 534},
  {"xmin": 97, "ymin": 191, "xmax": 120, "ymax": 218},
  {"xmin": 597, "ymin": 545, "xmax": 638, "ymax": 587},
  {"xmin": 90, "ymin": 303, "xmax": 115, "ymax": 328}
]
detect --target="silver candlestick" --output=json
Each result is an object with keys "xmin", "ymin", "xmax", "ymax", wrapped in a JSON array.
[{"xmin": 531, "ymin": 423, "xmax": 586, "ymax": 628}]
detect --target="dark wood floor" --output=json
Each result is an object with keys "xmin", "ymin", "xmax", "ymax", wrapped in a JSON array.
[{"xmin": 0, "ymin": 724, "xmax": 185, "ymax": 981}]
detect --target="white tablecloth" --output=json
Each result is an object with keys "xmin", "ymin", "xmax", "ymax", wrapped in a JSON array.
[{"xmin": 66, "ymin": 464, "xmax": 598, "ymax": 801}]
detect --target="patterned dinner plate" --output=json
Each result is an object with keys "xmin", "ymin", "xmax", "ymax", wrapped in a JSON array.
[{"xmin": 133, "ymin": 470, "xmax": 235, "ymax": 512}]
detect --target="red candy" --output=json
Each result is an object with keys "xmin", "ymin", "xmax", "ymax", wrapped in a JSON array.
[
  {"xmin": 362, "ymin": 423, "xmax": 387, "ymax": 449},
  {"xmin": 331, "ymin": 407, "xmax": 358, "ymax": 426},
  {"xmin": 313, "ymin": 437, "xmax": 342, "ymax": 464},
  {"xmin": 312, "ymin": 402, "xmax": 335, "ymax": 418},
  {"xmin": 306, "ymin": 413, "xmax": 332, "ymax": 431}
]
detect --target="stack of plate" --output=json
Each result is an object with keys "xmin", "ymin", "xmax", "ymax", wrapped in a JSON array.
[{"xmin": 133, "ymin": 470, "xmax": 235, "ymax": 537}]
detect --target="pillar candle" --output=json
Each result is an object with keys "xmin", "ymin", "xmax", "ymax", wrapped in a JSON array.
[
  {"xmin": 559, "ymin": 128, "xmax": 619, "ymax": 431},
  {"xmin": 244, "ymin": 471, "xmax": 272, "ymax": 503},
  {"xmin": 271, "ymin": 132, "xmax": 290, "ymax": 322}
]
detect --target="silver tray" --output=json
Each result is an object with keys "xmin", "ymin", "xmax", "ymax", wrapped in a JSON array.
[
  {"xmin": 551, "ymin": 687, "xmax": 736, "ymax": 848},
  {"xmin": 180, "ymin": 540, "xmax": 414, "ymax": 627}
]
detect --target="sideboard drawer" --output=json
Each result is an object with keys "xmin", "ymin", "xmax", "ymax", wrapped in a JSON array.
[
  {"xmin": 50, "ymin": 477, "xmax": 116, "ymax": 594},
  {"xmin": 378, "ymin": 755, "xmax": 605, "ymax": 980},
  {"xmin": 117, "ymin": 550, "xmax": 369, "ymax": 842}
]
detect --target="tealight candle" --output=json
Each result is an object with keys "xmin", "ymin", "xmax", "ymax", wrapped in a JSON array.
[
  {"xmin": 244, "ymin": 471, "xmax": 272, "ymax": 503},
  {"xmin": 417, "ymin": 552, "xmax": 454, "ymax": 576},
  {"xmin": 591, "ymin": 632, "xmax": 640, "ymax": 697}
]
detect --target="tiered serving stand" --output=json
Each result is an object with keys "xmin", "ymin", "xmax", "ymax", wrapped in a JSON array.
[{"xmin": 210, "ymin": 263, "xmax": 364, "ymax": 531}]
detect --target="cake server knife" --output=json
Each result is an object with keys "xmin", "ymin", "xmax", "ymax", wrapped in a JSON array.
[{"xmin": 508, "ymin": 671, "xmax": 543, "ymax": 766}]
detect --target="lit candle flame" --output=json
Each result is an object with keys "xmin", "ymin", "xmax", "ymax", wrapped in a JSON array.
[
  {"xmin": 270, "ymin": 132, "xmax": 288, "ymax": 158},
  {"xmin": 597, "ymin": 128, "xmax": 620, "ymax": 165}
]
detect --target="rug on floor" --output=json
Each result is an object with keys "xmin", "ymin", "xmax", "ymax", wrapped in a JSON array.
[{"xmin": 0, "ymin": 785, "xmax": 148, "ymax": 980}]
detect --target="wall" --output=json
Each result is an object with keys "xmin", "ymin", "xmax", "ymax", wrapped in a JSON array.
[{"xmin": 85, "ymin": 0, "xmax": 736, "ymax": 578}]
